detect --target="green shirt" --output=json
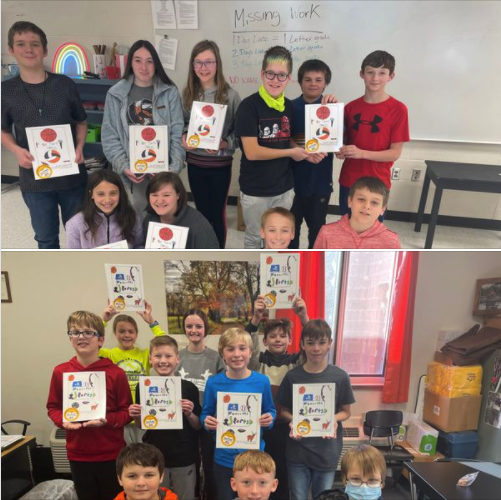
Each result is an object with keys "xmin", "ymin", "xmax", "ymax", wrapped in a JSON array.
[{"xmin": 99, "ymin": 324, "xmax": 164, "ymax": 402}]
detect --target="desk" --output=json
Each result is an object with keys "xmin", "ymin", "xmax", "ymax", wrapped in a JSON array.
[
  {"xmin": 405, "ymin": 461, "xmax": 501, "ymax": 500},
  {"xmin": 399, "ymin": 441, "xmax": 444, "ymax": 480},
  {"xmin": 1, "ymin": 435, "xmax": 36, "ymax": 500},
  {"xmin": 414, "ymin": 161, "xmax": 501, "ymax": 248}
]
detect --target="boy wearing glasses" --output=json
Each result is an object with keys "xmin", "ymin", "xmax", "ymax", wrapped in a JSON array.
[
  {"xmin": 47, "ymin": 311, "xmax": 132, "ymax": 500},
  {"xmin": 235, "ymin": 46, "xmax": 311, "ymax": 249},
  {"xmin": 340, "ymin": 444, "xmax": 386, "ymax": 500}
]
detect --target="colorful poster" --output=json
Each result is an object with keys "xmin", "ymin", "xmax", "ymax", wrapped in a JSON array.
[
  {"xmin": 292, "ymin": 383, "xmax": 336, "ymax": 438},
  {"xmin": 260, "ymin": 253, "xmax": 300, "ymax": 309},
  {"xmin": 216, "ymin": 392, "xmax": 261, "ymax": 450},
  {"xmin": 62, "ymin": 372, "xmax": 106, "ymax": 422},
  {"xmin": 26, "ymin": 124, "xmax": 79, "ymax": 180},
  {"xmin": 304, "ymin": 103, "xmax": 344, "ymax": 153},
  {"xmin": 96, "ymin": 240, "xmax": 129, "ymax": 249},
  {"xmin": 129, "ymin": 125, "xmax": 169, "ymax": 174},
  {"xmin": 105, "ymin": 264, "xmax": 145, "ymax": 311},
  {"xmin": 145, "ymin": 222, "xmax": 189, "ymax": 249},
  {"xmin": 139, "ymin": 376, "xmax": 183, "ymax": 430},
  {"xmin": 186, "ymin": 101, "xmax": 227, "ymax": 150}
]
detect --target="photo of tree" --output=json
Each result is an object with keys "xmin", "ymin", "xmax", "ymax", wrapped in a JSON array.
[{"xmin": 164, "ymin": 260, "xmax": 260, "ymax": 335}]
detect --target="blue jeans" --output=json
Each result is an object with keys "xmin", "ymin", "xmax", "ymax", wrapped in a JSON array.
[
  {"xmin": 213, "ymin": 461, "xmax": 234, "ymax": 500},
  {"xmin": 339, "ymin": 184, "xmax": 386, "ymax": 222},
  {"xmin": 287, "ymin": 461, "xmax": 336, "ymax": 500},
  {"xmin": 22, "ymin": 183, "xmax": 86, "ymax": 249}
]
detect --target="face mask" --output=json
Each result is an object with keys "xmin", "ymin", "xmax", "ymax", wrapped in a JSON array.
[{"xmin": 345, "ymin": 483, "xmax": 382, "ymax": 500}]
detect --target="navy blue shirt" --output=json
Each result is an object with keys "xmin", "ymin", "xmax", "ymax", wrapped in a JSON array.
[{"xmin": 291, "ymin": 95, "xmax": 334, "ymax": 197}]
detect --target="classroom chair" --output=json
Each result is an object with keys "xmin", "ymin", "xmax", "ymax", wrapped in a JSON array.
[
  {"xmin": 1, "ymin": 419, "xmax": 31, "ymax": 436},
  {"xmin": 363, "ymin": 410, "xmax": 413, "ymax": 487}
]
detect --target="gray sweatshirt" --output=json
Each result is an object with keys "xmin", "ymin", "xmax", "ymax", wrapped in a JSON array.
[{"xmin": 182, "ymin": 85, "xmax": 241, "ymax": 157}]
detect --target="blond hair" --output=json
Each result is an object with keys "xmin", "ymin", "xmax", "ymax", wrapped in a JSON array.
[
  {"xmin": 218, "ymin": 328, "xmax": 252, "ymax": 357},
  {"xmin": 340, "ymin": 445, "xmax": 386, "ymax": 485},
  {"xmin": 261, "ymin": 207, "xmax": 295, "ymax": 232},
  {"xmin": 150, "ymin": 335, "xmax": 179, "ymax": 355},
  {"xmin": 67, "ymin": 311, "xmax": 104, "ymax": 337},
  {"xmin": 233, "ymin": 450, "xmax": 276, "ymax": 476}
]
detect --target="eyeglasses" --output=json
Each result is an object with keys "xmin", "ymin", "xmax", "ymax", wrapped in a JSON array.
[
  {"xmin": 263, "ymin": 70, "xmax": 289, "ymax": 82},
  {"xmin": 67, "ymin": 330, "xmax": 100, "ymax": 339},
  {"xmin": 347, "ymin": 479, "xmax": 382, "ymax": 488},
  {"xmin": 193, "ymin": 60, "xmax": 216, "ymax": 69}
]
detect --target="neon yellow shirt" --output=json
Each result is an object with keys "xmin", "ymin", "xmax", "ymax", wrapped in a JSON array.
[{"xmin": 99, "ymin": 324, "xmax": 165, "ymax": 402}]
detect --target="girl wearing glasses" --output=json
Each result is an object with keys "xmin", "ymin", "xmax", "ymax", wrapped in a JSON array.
[
  {"xmin": 102, "ymin": 40, "xmax": 185, "ymax": 213},
  {"xmin": 340, "ymin": 445, "xmax": 385, "ymax": 500},
  {"xmin": 181, "ymin": 40, "xmax": 241, "ymax": 249}
]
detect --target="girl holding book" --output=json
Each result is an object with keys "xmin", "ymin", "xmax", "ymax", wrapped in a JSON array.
[{"xmin": 182, "ymin": 40, "xmax": 241, "ymax": 248}]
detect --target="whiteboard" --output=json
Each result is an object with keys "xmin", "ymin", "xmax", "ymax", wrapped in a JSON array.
[{"xmin": 162, "ymin": 0, "xmax": 501, "ymax": 144}]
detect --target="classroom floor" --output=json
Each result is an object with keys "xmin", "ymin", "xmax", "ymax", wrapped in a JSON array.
[{"xmin": 2, "ymin": 182, "xmax": 500, "ymax": 249}]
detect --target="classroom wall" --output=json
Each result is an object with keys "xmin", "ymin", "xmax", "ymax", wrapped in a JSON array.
[
  {"xmin": 2, "ymin": 1, "xmax": 501, "ymax": 222},
  {"xmin": 2, "ymin": 250, "xmax": 500, "ymax": 446}
]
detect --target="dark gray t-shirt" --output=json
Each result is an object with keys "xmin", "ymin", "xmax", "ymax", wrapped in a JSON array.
[
  {"xmin": 1, "ymin": 73, "xmax": 87, "ymax": 192},
  {"xmin": 276, "ymin": 364, "xmax": 356, "ymax": 471},
  {"xmin": 127, "ymin": 84, "xmax": 154, "ymax": 125}
]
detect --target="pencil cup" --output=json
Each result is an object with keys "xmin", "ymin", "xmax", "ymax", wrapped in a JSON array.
[{"xmin": 93, "ymin": 55, "xmax": 107, "ymax": 79}]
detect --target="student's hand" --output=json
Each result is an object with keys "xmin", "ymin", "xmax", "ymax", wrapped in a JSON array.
[
  {"xmin": 334, "ymin": 151, "xmax": 346, "ymax": 160},
  {"xmin": 290, "ymin": 147, "xmax": 310, "ymax": 162},
  {"xmin": 322, "ymin": 418, "xmax": 338, "ymax": 439},
  {"xmin": 15, "ymin": 147, "xmax": 35, "ymax": 169},
  {"xmin": 137, "ymin": 300, "xmax": 154, "ymax": 324},
  {"xmin": 124, "ymin": 169, "xmax": 147, "ymax": 184},
  {"xmin": 62, "ymin": 422, "xmax": 83, "ymax": 430},
  {"xmin": 129, "ymin": 404, "xmax": 142, "ymax": 418},
  {"xmin": 259, "ymin": 413, "xmax": 274, "ymax": 428},
  {"xmin": 204, "ymin": 416, "xmax": 219, "ymax": 431},
  {"xmin": 181, "ymin": 399, "xmax": 194, "ymax": 417},
  {"xmin": 252, "ymin": 295, "xmax": 267, "ymax": 324},
  {"xmin": 338, "ymin": 145, "xmax": 364, "ymax": 159},
  {"xmin": 288, "ymin": 422, "xmax": 302, "ymax": 440},
  {"xmin": 83, "ymin": 418, "xmax": 107, "ymax": 428},
  {"xmin": 182, "ymin": 133, "xmax": 196, "ymax": 151},
  {"xmin": 293, "ymin": 298, "xmax": 309, "ymax": 324},
  {"xmin": 321, "ymin": 94, "xmax": 338, "ymax": 104},
  {"xmin": 103, "ymin": 299, "xmax": 118, "ymax": 323},
  {"xmin": 305, "ymin": 152, "xmax": 327, "ymax": 164},
  {"xmin": 74, "ymin": 146, "xmax": 84, "ymax": 165}
]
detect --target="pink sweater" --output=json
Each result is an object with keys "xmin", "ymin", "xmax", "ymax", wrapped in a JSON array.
[{"xmin": 313, "ymin": 215, "xmax": 401, "ymax": 249}]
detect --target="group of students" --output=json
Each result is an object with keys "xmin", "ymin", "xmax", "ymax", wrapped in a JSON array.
[
  {"xmin": 2, "ymin": 21, "xmax": 408, "ymax": 250},
  {"xmin": 114, "ymin": 443, "xmax": 387, "ymax": 500},
  {"xmin": 45, "ymin": 293, "xmax": 388, "ymax": 500}
]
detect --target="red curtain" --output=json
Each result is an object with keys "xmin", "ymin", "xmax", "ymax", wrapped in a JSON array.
[
  {"xmin": 382, "ymin": 251, "xmax": 420, "ymax": 403},
  {"xmin": 276, "ymin": 251, "xmax": 325, "ymax": 353}
]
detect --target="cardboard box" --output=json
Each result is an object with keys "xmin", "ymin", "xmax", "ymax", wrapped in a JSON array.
[
  {"xmin": 406, "ymin": 420, "xmax": 438, "ymax": 455},
  {"xmin": 423, "ymin": 389, "xmax": 481, "ymax": 432},
  {"xmin": 434, "ymin": 351, "xmax": 456, "ymax": 366}
]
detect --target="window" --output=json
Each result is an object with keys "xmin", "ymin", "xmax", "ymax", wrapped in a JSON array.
[{"xmin": 325, "ymin": 252, "xmax": 398, "ymax": 386}]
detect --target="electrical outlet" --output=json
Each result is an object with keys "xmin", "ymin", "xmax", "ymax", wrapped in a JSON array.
[
  {"xmin": 411, "ymin": 169, "xmax": 422, "ymax": 182},
  {"xmin": 392, "ymin": 167, "xmax": 401, "ymax": 180}
]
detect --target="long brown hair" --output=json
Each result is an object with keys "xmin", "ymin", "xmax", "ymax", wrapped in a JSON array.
[
  {"xmin": 123, "ymin": 40, "xmax": 175, "ymax": 86},
  {"xmin": 182, "ymin": 40, "xmax": 229, "ymax": 110},
  {"xmin": 81, "ymin": 169, "xmax": 137, "ymax": 244}
]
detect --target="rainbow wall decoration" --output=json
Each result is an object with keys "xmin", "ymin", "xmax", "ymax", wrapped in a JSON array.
[{"xmin": 52, "ymin": 43, "xmax": 89, "ymax": 76}]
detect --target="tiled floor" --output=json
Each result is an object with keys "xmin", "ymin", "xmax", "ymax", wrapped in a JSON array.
[{"xmin": 2, "ymin": 183, "xmax": 500, "ymax": 249}]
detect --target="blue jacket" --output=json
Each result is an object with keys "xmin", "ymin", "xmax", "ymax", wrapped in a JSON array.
[{"xmin": 101, "ymin": 75, "xmax": 185, "ymax": 181}]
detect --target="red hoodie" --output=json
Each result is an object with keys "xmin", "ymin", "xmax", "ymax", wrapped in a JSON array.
[
  {"xmin": 114, "ymin": 487, "xmax": 178, "ymax": 500},
  {"xmin": 313, "ymin": 214, "xmax": 401, "ymax": 249},
  {"xmin": 47, "ymin": 356, "xmax": 132, "ymax": 461}
]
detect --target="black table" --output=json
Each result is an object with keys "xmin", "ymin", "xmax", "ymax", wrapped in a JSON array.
[
  {"xmin": 405, "ymin": 461, "xmax": 501, "ymax": 500},
  {"xmin": 414, "ymin": 161, "xmax": 501, "ymax": 248}
]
